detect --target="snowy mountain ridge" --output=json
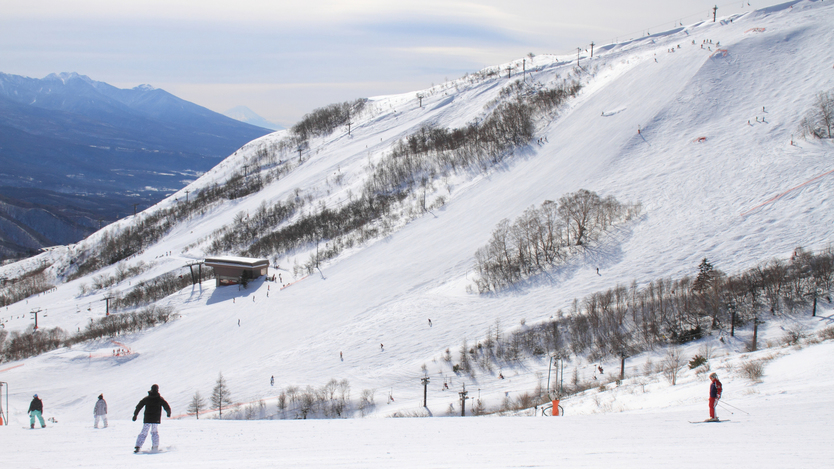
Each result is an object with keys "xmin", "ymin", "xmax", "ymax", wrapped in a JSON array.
[
  {"xmin": 0, "ymin": 3, "xmax": 833, "ymax": 466},
  {"xmin": 223, "ymin": 105, "xmax": 283, "ymax": 131}
]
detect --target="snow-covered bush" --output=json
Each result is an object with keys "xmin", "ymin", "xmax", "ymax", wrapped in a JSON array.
[
  {"xmin": 740, "ymin": 359, "xmax": 766, "ymax": 382},
  {"xmin": 782, "ymin": 325, "xmax": 805, "ymax": 346},
  {"xmin": 661, "ymin": 348, "xmax": 685, "ymax": 385}
]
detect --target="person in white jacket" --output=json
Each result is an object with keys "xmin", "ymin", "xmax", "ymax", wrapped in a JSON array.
[{"xmin": 94, "ymin": 394, "xmax": 108, "ymax": 428}]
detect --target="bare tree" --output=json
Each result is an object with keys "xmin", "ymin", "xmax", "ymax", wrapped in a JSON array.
[
  {"xmin": 558, "ymin": 189, "xmax": 602, "ymax": 246},
  {"xmin": 211, "ymin": 372, "xmax": 233, "ymax": 418},
  {"xmin": 662, "ymin": 347, "xmax": 685, "ymax": 385},
  {"xmin": 188, "ymin": 390, "xmax": 205, "ymax": 419},
  {"xmin": 815, "ymin": 91, "xmax": 833, "ymax": 138},
  {"xmin": 801, "ymin": 90, "xmax": 834, "ymax": 138}
]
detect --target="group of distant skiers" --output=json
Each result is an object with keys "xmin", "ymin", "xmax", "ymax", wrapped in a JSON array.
[{"xmin": 28, "ymin": 383, "xmax": 171, "ymax": 453}]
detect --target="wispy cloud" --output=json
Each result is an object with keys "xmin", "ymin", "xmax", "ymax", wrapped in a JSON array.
[{"xmin": 1, "ymin": 0, "xmax": 787, "ymax": 124}]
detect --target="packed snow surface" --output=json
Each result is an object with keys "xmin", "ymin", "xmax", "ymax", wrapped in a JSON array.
[{"xmin": 2, "ymin": 1, "xmax": 834, "ymax": 466}]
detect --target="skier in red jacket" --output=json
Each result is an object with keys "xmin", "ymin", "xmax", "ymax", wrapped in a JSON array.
[{"xmin": 708, "ymin": 373, "xmax": 722, "ymax": 421}]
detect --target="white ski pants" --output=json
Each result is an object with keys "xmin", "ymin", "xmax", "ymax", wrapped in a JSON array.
[
  {"xmin": 94, "ymin": 414, "xmax": 108, "ymax": 428},
  {"xmin": 135, "ymin": 423, "xmax": 159, "ymax": 448}
]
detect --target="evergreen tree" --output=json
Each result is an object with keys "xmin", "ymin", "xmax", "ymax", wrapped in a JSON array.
[
  {"xmin": 188, "ymin": 390, "xmax": 205, "ymax": 419},
  {"xmin": 211, "ymin": 372, "xmax": 233, "ymax": 418},
  {"xmin": 693, "ymin": 257, "xmax": 715, "ymax": 293}
]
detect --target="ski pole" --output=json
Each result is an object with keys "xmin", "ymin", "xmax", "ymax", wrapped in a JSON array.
[
  {"xmin": 718, "ymin": 400, "xmax": 749, "ymax": 415},
  {"xmin": 716, "ymin": 402, "xmax": 733, "ymax": 415}
]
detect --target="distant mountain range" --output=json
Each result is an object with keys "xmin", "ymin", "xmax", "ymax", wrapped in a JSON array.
[
  {"xmin": 224, "ymin": 105, "xmax": 284, "ymax": 131},
  {"xmin": 0, "ymin": 72, "xmax": 272, "ymax": 261}
]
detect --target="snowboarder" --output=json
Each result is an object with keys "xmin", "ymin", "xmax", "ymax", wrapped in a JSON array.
[
  {"xmin": 340, "ymin": 351, "xmax": 343, "ymax": 360},
  {"xmin": 380, "ymin": 343, "xmax": 384, "ymax": 351},
  {"xmin": 94, "ymin": 394, "xmax": 108, "ymax": 428},
  {"xmin": 708, "ymin": 372, "xmax": 722, "ymax": 421},
  {"xmin": 132, "ymin": 384, "xmax": 171, "ymax": 453},
  {"xmin": 270, "ymin": 376, "xmax": 274, "ymax": 386},
  {"xmin": 428, "ymin": 319, "xmax": 432, "ymax": 327},
  {"xmin": 28, "ymin": 394, "xmax": 45, "ymax": 429}
]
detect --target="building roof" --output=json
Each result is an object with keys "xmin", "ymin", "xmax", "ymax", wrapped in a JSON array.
[{"xmin": 204, "ymin": 256, "xmax": 269, "ymax": 268}]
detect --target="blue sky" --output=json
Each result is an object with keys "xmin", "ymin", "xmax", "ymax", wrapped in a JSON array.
[{"xmin": 0, "ymin": 0, "xmax": 786, "ymax": 127}]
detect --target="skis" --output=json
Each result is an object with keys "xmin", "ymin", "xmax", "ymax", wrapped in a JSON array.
[{"xmin": 689, "ymin": 419, "xmax": 730, "ymax": 424}]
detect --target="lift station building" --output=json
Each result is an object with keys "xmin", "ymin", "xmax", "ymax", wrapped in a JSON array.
[{"xmin": 204, "ymin": 256, "xmax": 269, "ymax": 287}]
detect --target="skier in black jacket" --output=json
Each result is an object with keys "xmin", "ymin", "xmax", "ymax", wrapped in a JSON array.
[
  {"xmin": 132, "ymin": 384, "xmax": 171, "ymax": 453},
  {"xmin": 28, "ymin": 394, "xmax": 45, "ymax": 429}
]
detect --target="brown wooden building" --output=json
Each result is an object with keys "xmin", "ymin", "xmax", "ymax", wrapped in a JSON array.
[{"xmin": 204, "ymin": 256, "xmax": 269, "ymax": 287}]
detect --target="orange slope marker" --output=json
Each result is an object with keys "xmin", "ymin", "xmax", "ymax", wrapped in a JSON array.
[{"xmin": 741, "ymin": 168, "xmax": 834, "ymax": 217}]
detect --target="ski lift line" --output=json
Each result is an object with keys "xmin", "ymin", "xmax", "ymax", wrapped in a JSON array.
[
  {"xmin": 740, "ymin": 167, "xmax": 834, "ymax": 217},
  {"xmin": 594, "ymin": 0, "xmax": 752, "ymax": 50}
]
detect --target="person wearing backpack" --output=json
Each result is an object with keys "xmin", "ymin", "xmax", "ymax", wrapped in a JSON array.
[
  {"xmin": 708, "ymin": 373, "xmax": 723, "ymax": 422},
  {"xmin": 28, "ymin": 394, "xmax": 45, "ymax": 429}
]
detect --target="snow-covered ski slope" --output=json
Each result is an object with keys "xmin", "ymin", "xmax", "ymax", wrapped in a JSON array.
[
  {"xmin": 1, "ymin": 1, "xmax": 834, "ymax": 466},
  {"xmin": 4, "ymin": 337, "xmax": 834, "ymax": 468}
]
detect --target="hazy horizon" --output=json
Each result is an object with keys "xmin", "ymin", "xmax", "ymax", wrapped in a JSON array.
[{"xmin": 1, "ymin": 0, "xmax": 788, "ymax": 127}]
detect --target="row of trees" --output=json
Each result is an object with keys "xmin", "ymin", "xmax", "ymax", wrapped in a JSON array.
[
  {"xmin": 80, "ymin": 261, "xmax": 152, "ymax": 294},
  {"xmin": 0, "ymin": 325, "xmax": 65, "ymax": 363},
  {"xmin": 240, "ymin": 192, "xmax": 407, "ymax": 263},
  {"xmin": 109, "ymin": 269, "xmax": 214, "ymax": 311},
  {"xmin": 67, "ymin": 305, "xmax": 178, "ymax": 345},
  {"xmin": 0, "ymin": 263, "xmax": 53, "ymax": 307},
  {"xmin": 473, "ymin": 190, "xmax": 640, "ymax": 292},
  {"xmin": 0, "ymin": 305, "xmax": 177, "ymax": 363},
  {"xmin": 452, "ymin": 248, "xmax": 833, "ymax": 383},
  {"xmin": 188, "ymin": 377, "xmax": 375, "ymax": 420},
  {"xmin": 188, "ymin": 373, "xmax": 234, "ymax": 419},
  {"xmin": 290, "ymin": 99, "xmax": 368, "ymax": 142},
  {"xmin": 364, "ymin": 79, "xmax": 582, "ymax": 197}
]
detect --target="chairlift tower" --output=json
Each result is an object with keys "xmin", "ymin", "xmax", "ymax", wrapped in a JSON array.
[
  {"xmin": 102, "ymin": 296, "xmax": 113, "ymax": 316},
  {"xmin": 186, "ymin": 261, "xmax": 205, "ymax": 285},
  {"xmin": 31, "ymin": 308, "xmax": 42, "ymax": 330}
]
